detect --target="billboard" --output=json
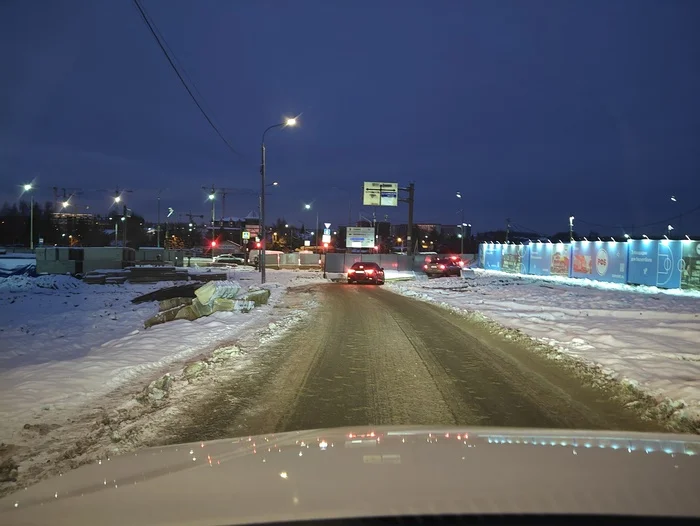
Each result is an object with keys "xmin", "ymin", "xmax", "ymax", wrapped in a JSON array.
[
  {"xmin": 502, "ymin": 244, "xmax": 529, "ymax": 274},
  {"xmin": 571, "ymin": 241, "xmax": 628, "ymax": 283},
  {"xmin": 528, "ymin": 243, "xmax": 570, "ymax": 276},
  {"xmin": 482, "ymin": 244, "xmax": 502, "ymax": 270},
  {"xmin": 681, "ymin": 240, "xmax": 700, "ymax": 291},
  {"xmin": 363, "ymin": 182, "xmax": 398, "ymax": 206},
  {"xmin": 346, "ymin": 227, "xmax": 376, "ymax": 248},
  {"xmin": 528, "ymin": 242, "xmax": 551, "ymax": 275},
  {"xmin": 627, "ymin": 240, "xmax": 682, "ymax": 289}
]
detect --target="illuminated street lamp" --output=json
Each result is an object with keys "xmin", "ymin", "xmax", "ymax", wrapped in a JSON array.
[
  {"xmin": 569, "ymin": 215, "xmax": 575, "ymax": 242},
  {"xmin": 260, "ymin": 117, "xmax": 297, "ymax": 283},
  {"xmin": 304, "ymin": 203, "xmax": 319, "ymax": 252},
  {"xmin": 22, "ymin": 183, "xmax": 34, "ymax": 249}
]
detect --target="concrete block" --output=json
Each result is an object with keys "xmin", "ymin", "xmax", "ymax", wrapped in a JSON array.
[
  {"xmin": 212, "ymin": 298, "xmax": 235, "ymax": 312},
  {"xmin": 158, "ymin": 297, "xmax": 193, "ymax": 312},
  {"xmin": 243, "ymin": 288, "xmax": 271, "ymax": 306},
  {"xmin": 194, "ymin": 280, "xmax": 241, "ymax": 306},
  {"xmin": 174, "ymin": 305, "xmax": 198, "ymax": 321},
  {"xmin": 144, "ymin": 306, "xmax": 181, "ymax": 328},
  {"xmin": 191, "ymin": 298, "xmax": 213, "ymax": 317}
]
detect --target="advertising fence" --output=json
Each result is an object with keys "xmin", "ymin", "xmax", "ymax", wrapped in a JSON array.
[{"xmin": 477, "ymin": 239, "xmax": 698, "ymax": 291}]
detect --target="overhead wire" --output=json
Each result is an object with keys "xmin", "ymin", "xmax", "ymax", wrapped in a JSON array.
[
  {"xmin": 132, "ymin": 0, "xmax": 242, "ymax": 157},
  {"xmin": 577, "ymin": 202, "xmax": 700, "ymax": 231}
]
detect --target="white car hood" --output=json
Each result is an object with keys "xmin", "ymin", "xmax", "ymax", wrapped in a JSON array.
[{"xmin": 1, "ymin": 426, "xmax": 699, "ymax": 525}]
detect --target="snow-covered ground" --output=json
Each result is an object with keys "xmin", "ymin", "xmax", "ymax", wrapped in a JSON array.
[
  {"xmin": 389, "ymin": 269, "xmax": 700, "ymax": 422},
  {"xmin": 0, "ymin": 269, "xmax": 323, "ymax": 438}
]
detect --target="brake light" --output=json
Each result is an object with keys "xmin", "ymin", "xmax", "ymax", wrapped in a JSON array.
[
  {"xmin": 423, "ymin": 264, "xmax": 428, "ymax": 269},
  {"xmin": 450, "ymin": 256, "xmax": 458, "ymax": 260},
  {"xmin": 458, "ymin": 260, "xmax": 464, "ymax": 267},
  {"xmin": 365, "ymin": 269, "xmax": 374, "ymax": 274},
  {"xmin": 438, "ymin": 264, "xmax": 445, "ymax": 270},
  {"xmin": 347, "ymin": 269, "xmax": 355, "ymax": 273}
]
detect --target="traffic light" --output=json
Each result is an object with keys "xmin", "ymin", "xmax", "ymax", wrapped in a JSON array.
[
  {"xmin": 323, "ymin": 243, "xmax": 328, "ymax": 248},
  {"xmin": 211, "ymin": 240, "xmax": 217, "ymax": 247},
  {"xmin": 255, "ymin": 242, "xmax": 261, "ymax": 249}
]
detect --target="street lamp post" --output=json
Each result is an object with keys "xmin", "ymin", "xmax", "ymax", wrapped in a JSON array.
[
  {"xmin": 23, "ymin": 184, "xmax": 34, "ymax": 249},
  {"xmin": 456, "ymin": 192, "xmax": 465, "ymax": 256},
  {"xmin": 260, "ymin": 118, "xmax": 296, "ymax": 284},
  {"xmin": 208, "ymin": 192, "xmax": 216, "ymax": 256},
  {"xmin": 304, "ymin": 203, "xmax": 319, "ymax": 252},
  {"xmin": 569, "ymin": 215, "xmax": 575, "ymax": 242}
]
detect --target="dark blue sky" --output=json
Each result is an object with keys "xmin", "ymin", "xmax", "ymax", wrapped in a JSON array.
[{"xmin": 2, "ymin": 0, "xmax": 699, "ymax": 236}]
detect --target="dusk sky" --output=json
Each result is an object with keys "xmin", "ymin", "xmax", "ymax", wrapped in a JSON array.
[{"xmin": 2, "ymin": 0, "xmax": 699, "ymax": 236}]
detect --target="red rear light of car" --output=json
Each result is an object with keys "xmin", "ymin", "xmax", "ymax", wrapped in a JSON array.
[
  {"xmin": 365, "ymin": 269, "xmax": 374, "ymax": 274},
  {"xmin": 438, "ymin": 264, "xmax": 445, "ymax": 270},
  {"xmin": 458, "ymin": 260, "xmax": 464, "ymax": 267},
  {"xmin": 347, "ymin": 269, "xmax": 355, "ymax": 273},
  {"xmin": 423, "ymin": 264, "xmax": 428, "ymax": 269},
  {"xmin": 450, "ymin": 256, "xmax": 458, "ymax": 260}
]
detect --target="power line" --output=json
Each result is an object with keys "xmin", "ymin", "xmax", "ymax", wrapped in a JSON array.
[
  {"xmin": 578, "ymin": 203, "xmax": 700, "ymax": 231},
  {"xmin": 132, "ymin": 0, "xmax": 242, "ymax": 157}
]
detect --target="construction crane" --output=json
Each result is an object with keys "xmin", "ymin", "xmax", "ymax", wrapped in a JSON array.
[
  {"xmin": 52, "ymin": 187, "xmax": 84, "ymax": 210},
  {"xmin": 201, "ymin": 185, "xmax": 259, "ymax": 222}
]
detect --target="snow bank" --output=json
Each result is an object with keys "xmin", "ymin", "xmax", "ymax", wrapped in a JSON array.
[
  {"xmin": 389, "ymin": 270, "xmax": 700, "ymax": 421},
  {"xmin": 0, "ymin": 269, "xmax": 325, "ymax": 436},
  {"xmin": 0, "ymin": 256, "xmax": 36, "ymax": 278}
]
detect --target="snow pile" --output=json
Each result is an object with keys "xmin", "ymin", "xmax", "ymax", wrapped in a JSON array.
[
  {"xmin": 0, "ymin": 256, "xmax": 36, "ymax": 278},
  {"xmin": 389, "ymin": 270, "xmax": 700, "ymax": 422},
  {"xmin": 0, "ymin": 270, "xmax": 325, "ymax": 436}
]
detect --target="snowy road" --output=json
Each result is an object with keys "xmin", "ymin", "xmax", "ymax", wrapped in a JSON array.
[{"xmin": 171, "ymin": 284, "xmax": 663, "ymax": 442}]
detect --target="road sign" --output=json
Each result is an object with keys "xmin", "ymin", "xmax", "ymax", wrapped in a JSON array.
[
  {"xmin": 322, "ymin": 234, "xmax": 331, "ymax": 243},
  {"xmin": 363, "ymin": 182, "xmax": 398, "ymax": 206},
  {"xmin": 242, "ymin": 231, "xmax": 250, "ymax": 240},
  {"xmin": 323, "ymin": 228, "xmax": 331, "ymax": 236},
  {"xmin": 304, "ymin": 240, "xmax": 311, "ymax": 247},
  {"xmin": 346, "ymin": 226, "xmax": 375, "ymax": 248},
  {"xmin": 324, "ymin": 222, "xmax": 331, "ymax": 229}
]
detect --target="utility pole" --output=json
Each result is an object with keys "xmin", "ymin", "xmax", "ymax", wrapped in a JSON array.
[
  {"xmin": 505, "ymin": 218, "xmax": 511, "ymax": 243},
  {"xmin": 157, "ymin": 192, "xmax": 161, "ymax": 248},
  {"xmin": 399, "ymin": 183, "xmax": 415, "ymax": 256}
]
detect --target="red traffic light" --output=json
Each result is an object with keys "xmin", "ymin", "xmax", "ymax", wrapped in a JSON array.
[
  {"xmin": 211, "ymin": 240, "xmax": 217, "ymax": 247},
  {"xmin": 323, "ymin": 243, "xmax": 329, "ymax": 248},
  {"xmin": 255, "ymin": 242, "xmax": 261, "ymax": 249}
]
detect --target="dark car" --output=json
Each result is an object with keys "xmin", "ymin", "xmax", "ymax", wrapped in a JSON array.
[
  {"xmin": 423, "ymin": 257, "xmax": 462, "ymax": 278},
  {"xmin": 347, "ymin": 261, "xmax": 385, "ymax": 285}
]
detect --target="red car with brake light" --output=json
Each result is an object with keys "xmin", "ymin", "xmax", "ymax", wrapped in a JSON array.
[
  {"xmin": 423, "ymin": 257, "xmax": 461, "ymax": 278},
  {"xmin": 347, "ymin": 262, "xmax": 384, "ymax": 285}
]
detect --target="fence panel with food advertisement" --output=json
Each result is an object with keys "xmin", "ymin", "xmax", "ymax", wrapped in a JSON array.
[
  {"xmin": 571, "ymin": 241, "xmax": 628, "ymax": 284},
  {"xmin": 627, "ymin": 239, "xmax": 682, "ymax": 289}
]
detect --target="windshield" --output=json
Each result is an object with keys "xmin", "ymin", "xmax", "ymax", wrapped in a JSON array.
[{"xmin": 1, "ymin": 0, "xmax": 699, "ymax": 522}]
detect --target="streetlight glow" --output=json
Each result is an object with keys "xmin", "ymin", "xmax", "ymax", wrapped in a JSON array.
[
  {"xmin": 304, "ymin": 203, "xmax": 311, "ymax": 210},
  {"xmin": 285, "ymin": 117, "xmax": 297, "ymax": 127},
  {"xmin": 456, "ymin": 192, "xmax": 462, "ymax": 199},
  {"xmin": 208, "ymin": 193, "xmax": 216, "ymax": 200},
  {"xmin": 62, "ymin": 201, "xmax": 70, "ymax": 208},
  {"xmin": 114, "ymin": 196, "xmax": 121, "ymax": 203},
  {"xmin": 23, "ymin": 184, "xmax": 32, "ymax": 192}
]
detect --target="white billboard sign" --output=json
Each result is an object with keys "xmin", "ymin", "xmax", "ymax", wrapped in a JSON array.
[
  {"xmin": 363, "ymin": 182, "xmax": 398, "ymax": 206},
  {"xmin": 346, "ymin": 226, "xmax": 376, "ymax": 248}
]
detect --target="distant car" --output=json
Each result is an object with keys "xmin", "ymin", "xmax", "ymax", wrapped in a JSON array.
[
  {"xmin": 347, "ymin": 261, "xmax": 385, "ymax": 285},
  {"xmin": 423, "ymin": 257, "xmax": 462, "ymax": 278},
  {"xmin": 213, "ymin": 254, "xmax": 245, "ymax": 265}
]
